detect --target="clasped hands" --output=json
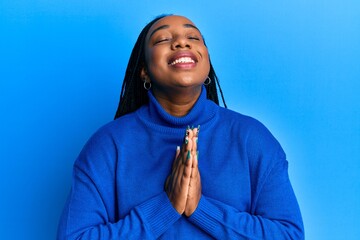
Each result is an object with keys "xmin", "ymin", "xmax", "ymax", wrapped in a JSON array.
[{"xmin": 165, "ymin": 126, "xmax": 202, "ymax": 217}]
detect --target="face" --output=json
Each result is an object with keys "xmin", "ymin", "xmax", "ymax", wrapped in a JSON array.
[{"xmin": 142, "ymin": 15, "xmax": 210, "ymax": 93}]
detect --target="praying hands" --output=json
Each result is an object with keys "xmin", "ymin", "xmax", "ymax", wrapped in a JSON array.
[{"xmin": 165, "ymin": 126, "xmax": 202, "ymax": 216}]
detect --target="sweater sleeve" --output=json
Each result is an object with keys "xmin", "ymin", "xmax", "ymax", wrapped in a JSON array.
[
  {"xmin": 188, "ymin": 159, "xmax": 304, "ymax": 239},
  {"xmin": 57, "ymin": 129, "xmax": 181, "ymax": 240},
  {"xmin": 57, "ymin": 170, "xmax": 180, "ymax": 240}
]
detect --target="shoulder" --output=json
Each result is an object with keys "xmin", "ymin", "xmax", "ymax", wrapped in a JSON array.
[
  {"xmin": 75, "ymin": 112, "xmax": 139, "ymax": 166},
  {"xmin": 218, "ymin": 107, "xmax": 285, "ymax": 160},
  {"xmin": 218, "ymin": 107, "xmax": 259, "ymax": 126},
  {"xmin": 90, "ymin": 111, "xmax": 139, "ymax": 142},
  {"xmin": 218, "ymin": 107, "xmax": 274, "ymax": 136}
]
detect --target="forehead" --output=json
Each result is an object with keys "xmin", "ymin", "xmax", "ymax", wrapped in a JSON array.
[{"xmin": 147, "ymin": 15, "xmax": 199, "ymax": 38}]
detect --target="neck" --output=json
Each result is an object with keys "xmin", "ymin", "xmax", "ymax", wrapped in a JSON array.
[{"xmin": 151, "ymin": 86, "xmax": 202, "ymax": 117}]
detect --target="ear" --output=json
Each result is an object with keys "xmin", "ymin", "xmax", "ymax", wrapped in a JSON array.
[{"xmin": 140, "ymin": 67, "xmax": 150, "ymax": 82}]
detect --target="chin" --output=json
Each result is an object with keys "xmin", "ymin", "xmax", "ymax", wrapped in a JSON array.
[
  {"xmin": 176, "ymin": 77, "xmax": 203, "ymax": 86},
  {"xmin": 175, "ymin": 83, "xmax": 203, "ymax": 90}
]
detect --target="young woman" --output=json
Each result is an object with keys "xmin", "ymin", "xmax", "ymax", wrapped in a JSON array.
[{"xmin": 57, "ymin": 15, "xmax": 304, "ymax": 239}]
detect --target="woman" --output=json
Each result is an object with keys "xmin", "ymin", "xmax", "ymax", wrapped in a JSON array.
[{"xmin": 57, "ymin": 15, "xmax": 304, "ymax": 239}]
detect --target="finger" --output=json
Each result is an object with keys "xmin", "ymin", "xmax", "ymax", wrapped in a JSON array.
[
  {"xmin": 192, "ymin": 151, "xmax": 199, "ymax": 178},
  {"xmin": 172, "ymin": 148, "xmax": 191, "ymax": 193},
  {"xmin": 183, "ymin": 126, "xmax": 191, "ymax": 147},
  {"xmin": 185, "ymin": 131, "xmax": 193, "ymax": 152},
  {"xmin": 191, "ymin": 136, "xmax": 197, "ymax": 168},
  {"xmin": 174, "ymin": 142, "xmax": 188, "ymax": 171},
  {"xmin": 181, "ymin": 150, "xmax": 193, "ymax": 186},
  {"xmin": 191, "ymin": 137, "xmax": 197, "ymax": 159},
  {"xmin": 171, "ymin": 153, "xmax": 191, "ymax": 210},
  {"xmin": 193, "ymin": 126, "xmax": 200, "ymax": 139},
  {"xmin": 194, "ymin": 125, "xmax": 200, "ymax": 137},
  {"xmin": 182, "ymin": 137, "xmax": 193, "ymax": 164},
  {"xmin": 184, "ymin": 128, "xmax": 193, "ymax": 148},
  {"xmin": 170, "ymin": 159, "xmax": 182, "ymax": 192},
  {"xmin": 172, "ymin": 150, "xmax": 189, "ymax": 191},
  {"xmin": 178, "ymin": 149, "xmax": 192, "ymax": 185},
  {"xmin": 171, "ymin": 146, "xmax": 181, "ymax": 171},
  {"xmin": 172, "ymin": 160, "xmax": 183, "ymax": 190},
  {"xmin": 192, "ymin": 125, "xmax": 200, "ymax": 153},
  {"xmin": 185, "ymin": 154, "xmax": 201, "ymax": 217},
  {"xmin": 189, "ymin": 151, "xmax": 200, "ymax": 198},
  {"xmin": 175, "ymin": 146, "xmax": 180, "ymax": 159}
]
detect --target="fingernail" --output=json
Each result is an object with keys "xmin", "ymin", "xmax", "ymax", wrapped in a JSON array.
[
  {"xmin": 185, "ymin": 126, "xmax": 190, "ymax": 137},
  {"xmin": 196, "ymin": 125, "xmax": 200, "ymax": 137},
  {"xmin": 191, "ymin": 125, "xmax": 194, "ymax": 130},
  {"xmin": 184, "ymin": 137, "xmax": 189, "ymax": 144},
  {"xmin": 187, "ymin": 150, "xmax": 191, "ymax": 160},
  {"xmin": 176, "ymin": 146, "xmax": 180, "ymax": 151}
]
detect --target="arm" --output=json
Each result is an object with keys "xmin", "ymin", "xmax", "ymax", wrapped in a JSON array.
[
  {"xmin": 57, "ymin": 132, "xmax": 181, "ymax": 240},
  {"xmin": 57, "ymin": 167, "xmax": 180, "ymax": 240},
  {"xmin": 188, "ymin": 159, "xmax": 304, "ymax": 239},
  {"xmin": 182, "ymin": 118, "xmax": 304, "ymax": 239}
]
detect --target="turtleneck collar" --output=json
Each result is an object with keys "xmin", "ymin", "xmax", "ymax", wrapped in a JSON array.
[{"xmin": 136, "ymin": 85, "xmax": 218, "ymax": 132}]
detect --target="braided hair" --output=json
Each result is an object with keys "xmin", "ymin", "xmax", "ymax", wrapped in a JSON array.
[{"xmin": 114, "ymin": 15, "xmax": 227, "ymax": 119}]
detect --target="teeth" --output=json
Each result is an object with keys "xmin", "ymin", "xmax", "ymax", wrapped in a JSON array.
[{"xmin": 170, "ymin": 57, "xmax": 195, "ymax": 65}]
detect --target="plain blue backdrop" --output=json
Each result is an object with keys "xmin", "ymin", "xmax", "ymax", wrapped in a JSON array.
[{"xmin": 1, "ymin": 1, "xmax": 359, "ymax": 239}]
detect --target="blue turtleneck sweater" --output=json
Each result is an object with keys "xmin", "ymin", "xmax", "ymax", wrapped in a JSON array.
[{"xmin": 57, "ymin": 87, "xmax": 304, "ymax": 239}]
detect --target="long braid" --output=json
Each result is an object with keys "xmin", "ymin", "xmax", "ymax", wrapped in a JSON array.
[
  {"xmin": 114, "ymin": 16, "xmax": 162, "ymax": 119},
  {"xmin": 211, "ymin": 65, "xmax": 227, "ymax": 108}
]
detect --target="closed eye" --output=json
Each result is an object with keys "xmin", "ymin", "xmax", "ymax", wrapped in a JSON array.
[
  {"xmin": 188, "ymin": 36, "xmax": 200, "ymax": 41},
  {"xmin": 155, "ymin": 38, "xmax": 171, "ymax": 44}
]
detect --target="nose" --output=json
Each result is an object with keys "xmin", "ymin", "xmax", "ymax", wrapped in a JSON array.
[{"xmin": 171, "ymin": 36, "xmax": 191, "ymax": 50}]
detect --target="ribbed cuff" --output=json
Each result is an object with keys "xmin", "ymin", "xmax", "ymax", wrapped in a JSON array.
[
  {"xmin": 188, "ymin": 196, "xmax": 223, "ymax": 235},
  {"xmin": 136, "ymin": 192, "xmax": 181, "ymax": 238}
]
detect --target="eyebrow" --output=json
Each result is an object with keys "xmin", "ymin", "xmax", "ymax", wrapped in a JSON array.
[{"xmin": 149, "ymin": 23, "xmax": 200, "ymax": 38}]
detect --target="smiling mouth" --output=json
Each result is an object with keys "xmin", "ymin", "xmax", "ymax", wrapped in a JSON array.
[{"xmin": 169, "ymin": 57, "xmax": 196, "ymax": 66}]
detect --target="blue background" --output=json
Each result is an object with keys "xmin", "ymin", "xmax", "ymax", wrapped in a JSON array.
[{"xmin": 1, "ymin": 1, "xmax": 359, "ymax": 239}]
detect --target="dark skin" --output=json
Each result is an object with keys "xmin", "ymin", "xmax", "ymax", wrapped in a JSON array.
[
  {"xmin": 141, "ymin": 15, "xmax": 208, "ymax": 216},
  {"xmin": 165, "ymin": 127, "xmax": 201, "ymax": 216},
  {"xmin": 141, "ymin": 15, "xmax": 210, "ymax": 117}
]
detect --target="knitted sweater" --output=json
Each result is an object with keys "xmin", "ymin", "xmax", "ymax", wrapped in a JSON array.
[{"xmin": 57, "ymin": 86, "xmax": 304, "ymax": 239}]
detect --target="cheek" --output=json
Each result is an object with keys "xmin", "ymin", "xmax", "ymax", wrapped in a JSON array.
[
  {"xmin": 145, "ymin": 49, "xmax": 169, "ymax": 83},
  {"xmin": 148, "ymin": 49, "xmax": 157, "ymax": 61},
  {"xmin": 144, "ymin": 49, "xmax": 158, "ymax": 75},
  {"xmin": 202, "ymin": 50, "xmax": 211, "ymax": 74},
  {"xmin": 147, "ymin": 49, "xmax": 165, "ymax": 70}
]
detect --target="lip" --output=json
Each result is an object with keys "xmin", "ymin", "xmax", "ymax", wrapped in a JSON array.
[{"xmin": 167, "ymin": 51, "xmax": 198, "ymax": 67}]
